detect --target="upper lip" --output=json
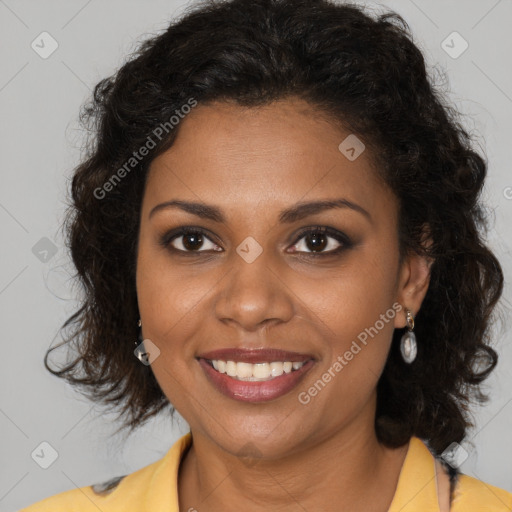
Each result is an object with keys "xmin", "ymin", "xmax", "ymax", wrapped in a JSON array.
[{"xmin": 197, "ymin": 348, "xmax": 315, "ymax": 363}]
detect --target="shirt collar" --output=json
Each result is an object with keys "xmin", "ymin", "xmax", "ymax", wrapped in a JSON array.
[
  {"xmin": 153, "ymin": 433, "xmax": 438, "ymax": 512},
  {"xmin": 388, "ymin": 436, "xmax": 440, "ymax": 512}
]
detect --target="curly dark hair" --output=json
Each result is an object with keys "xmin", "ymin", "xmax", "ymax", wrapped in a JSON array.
[{"xmin": 45, "ymin": 0, "xmax": 504, "ymax": 455}]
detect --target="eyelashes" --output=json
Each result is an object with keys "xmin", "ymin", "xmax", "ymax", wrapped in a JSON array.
[
  {"xmin": 290, "ymin": 226, "xmax": 350, "ymax": 256},
  {"xmin": 161, "ymin": 226, "xmax": 222, "ymax": 254},
  {"xmin": 158, "ymin": 225, "xmax": 353, "ymax": 258}
]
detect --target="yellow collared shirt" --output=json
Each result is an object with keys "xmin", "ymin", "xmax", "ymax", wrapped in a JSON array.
[{"xmin": 20, "ymin": 433, "xmax": 512, "ymax": 511}]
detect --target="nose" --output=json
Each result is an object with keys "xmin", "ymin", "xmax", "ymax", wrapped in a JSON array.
[{"xmin": 214, "ymin": 248, "xmax": 295, "ymax": 332}]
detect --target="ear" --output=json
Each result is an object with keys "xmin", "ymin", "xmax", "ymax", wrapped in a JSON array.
[{"xmin": 394, "ymin": 226, "xmax": 435, "ymax": 329}]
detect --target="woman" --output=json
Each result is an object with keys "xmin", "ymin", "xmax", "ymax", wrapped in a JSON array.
[{"xmin": 20, "ymin": 0, "xmax": 512, "ymax": 510}]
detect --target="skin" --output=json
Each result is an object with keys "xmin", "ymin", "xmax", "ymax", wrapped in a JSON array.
[{"xmin": 136, "ymin": 97, "xmax": 433, "ymax": 512}]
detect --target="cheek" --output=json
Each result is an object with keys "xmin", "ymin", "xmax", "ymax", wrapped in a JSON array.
[
  {"xmin": 136, "ymin": 244, "xmax": 204, "ymax": 411},
  {"xmin": 305, "ymin": 243, "xmax": 399, "ymax": 380},
  {"xmin": 136, "ymin": 239, "xmax": 208, "ymax": 357},
  {"xmin": 302, "ymin": 242, "xmax": 398, "ymax": 331}
]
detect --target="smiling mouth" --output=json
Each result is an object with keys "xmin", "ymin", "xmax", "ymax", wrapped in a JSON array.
[
  {"xmin": 205, "ymin": 359, "xmax": 307, "ymax": 381},
  {"xmin": 198, "ymin": 354, "xmax": 316, "ymax": 402}
]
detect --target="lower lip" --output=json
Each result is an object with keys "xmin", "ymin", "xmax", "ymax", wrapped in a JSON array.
[{"xmin": 198, "ymin": 358, "xmax": 315, "ymax": 403}]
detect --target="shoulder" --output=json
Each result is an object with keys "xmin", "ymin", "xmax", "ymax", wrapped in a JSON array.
[
  {"xmin": 19, "ymin": 474, "xmax": 127, "ymax": 512},
  {"xmin": 391, "ymin": 436, "xmax": 512, "ymax": 512},
  {"xmin": 18, "ymin": 464, "xmax": 149, "ymax": 512},
  {"xmin": 19, "ymin": 433, "xmax": 192, "ymax": 512},
  {"xmin": 451, "ymin": 472, "xmax": 512, "ymax": 511}
]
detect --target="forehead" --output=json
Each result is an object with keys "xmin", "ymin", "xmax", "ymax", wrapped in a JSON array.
[{"xmin": 143, "ymin": 98, "xmax": 393, "ymax": 219}]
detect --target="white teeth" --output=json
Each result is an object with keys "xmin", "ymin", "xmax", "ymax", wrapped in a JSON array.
[
  {"xmin": 270, "ymin": 362, "xmax": 283, "ymax": 377},
  {"xmin": 226, "ymin": 360, "xmax": 237, "ymax": 377},
  {"xmin": 209, "ymin": 359, "xmax": 306, "ymax": 380},
  {"xmin": 236, "ymin": 362, "xmax": 253, "ymax": 378},
  {"xmin": 253, "ymin": 363, "xmax": 270, "ymax": 379}
]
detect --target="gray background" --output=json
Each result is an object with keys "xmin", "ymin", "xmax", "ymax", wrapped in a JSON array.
[{"xmin": 1, "ymin": 0, "xmax": 511, "ymax": 510}]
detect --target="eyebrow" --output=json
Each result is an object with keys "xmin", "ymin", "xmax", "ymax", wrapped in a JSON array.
[{"xmin": 149, "ymin": 198, "xmax": 372, "ymax": 224}]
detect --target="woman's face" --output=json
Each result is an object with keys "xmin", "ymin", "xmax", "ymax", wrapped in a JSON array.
[{"xmin": 136, "ymin": 97, "xmax": 430, "ymax": 458}]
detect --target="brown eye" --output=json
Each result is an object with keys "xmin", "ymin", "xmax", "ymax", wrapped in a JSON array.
[
  {"xmin": 289, "ymin": 227, "xmax": 349, "ymax": 255},
  {"xmin": 164, "ymin": 228, "xmax": 222, "ymax": 253},
  {"xmin": 304, "ymin": 232, "xmax": 329, "ymax": 252},
  {"xmin": 160, "ymin": 225, "xmax": 351, "ymax": 257},
  {"xmin": 181, "ymin": 232, "xmax": 204, "ymax": 251}
]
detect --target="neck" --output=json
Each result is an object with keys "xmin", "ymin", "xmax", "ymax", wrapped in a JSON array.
[{"xmin": 178, "ymin": 409, "xmax": 409, "ymax": 512}]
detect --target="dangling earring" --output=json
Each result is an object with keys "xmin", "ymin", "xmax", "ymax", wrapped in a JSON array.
[
  {"xmin": 134, "ymin": 318, "xmax": 142, "ymax": 346},
  {"xmin": 134, "ymin": 318, "xmax": 147, "ymax": 363},
  {"xmin": 400, "ymin": 308, "xmax": 417, "ymax": 364}
]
